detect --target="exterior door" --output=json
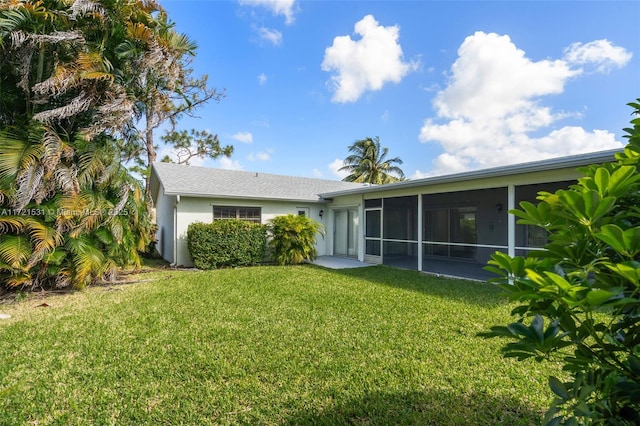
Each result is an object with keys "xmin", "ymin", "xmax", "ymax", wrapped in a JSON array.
[{"xmin": 334, "ymin": 209, "xmax": 358, "ymax": 257}]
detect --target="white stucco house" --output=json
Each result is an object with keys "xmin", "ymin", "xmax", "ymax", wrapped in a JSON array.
[
  {"xmin": 150, "ymin": 149, "xmax": 620, "ymax": 280},
  {"xmin": 149, "ymin": 162, "xmax": 366, "ymax": 268}
]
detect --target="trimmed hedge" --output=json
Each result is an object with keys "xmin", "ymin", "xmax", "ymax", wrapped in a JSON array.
[{"xmin": 187, "ymin": 220, "xmax": 267, "ymax": 269}]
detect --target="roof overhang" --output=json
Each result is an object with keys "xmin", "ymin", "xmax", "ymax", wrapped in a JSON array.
[
  {"xmin": 320, "ymin": 149, "xmax": 621, "ymax": 198},
  {"xmin": 158, "ymin": 190, "xmax": 328, "ymax": 204}
]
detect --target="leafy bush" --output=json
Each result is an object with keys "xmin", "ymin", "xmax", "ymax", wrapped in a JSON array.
[
  {"xmin": 187, "ymin": 220, "xmax": 267, "ymax": 269},
  {"xmin": 481, "ymin": 100, "xmax": 640, "ymax": 425},
  {"xmin": 268, "ymin": 214, "xmax": 325, "ymax": 265}
]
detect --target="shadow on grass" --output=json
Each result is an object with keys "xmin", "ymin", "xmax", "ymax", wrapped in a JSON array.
[
  {"xmin": 282, "ymin": 388, "xmax": 543, "ymax": 426},
  {"xmin": 309, "ymin": 264, "xmax": 510, "ymax": 308}
]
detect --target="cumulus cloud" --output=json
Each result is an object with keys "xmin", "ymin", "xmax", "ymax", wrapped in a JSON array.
[
  {"xmin": 329, "ymin": 158, "xmax": 349, "ymax": 179},
  {"xmin": 417, "ymin": 32, "xmax": 627, "ymax": 176},
  {"xmin": 258, "ymin": 73, "xmax": 267, "ymax": 85},
  {"xmin": 564, "ymin": 39, "xmax": 632, "ymax": 73},
  {"xmin": 248, "ymin": 149, "xmax": 272, "ymax": 161},
  {"xmin": 219, "ymin": 157, "xmax": 243, "ymax": 170},
  {"xmin": 238, "ymin": 0, "xmax": 298, "ymax": 25},
  {"xmin": 232, "ymin": 131, "xmax": 254, "ymax": 144},
  {"xmin": 321, "ymin": 15, "xmax": 418, "ymax": 103},
  {"xmin": 255, "ymin": 26, "xmax": 282, "ymax": 46}
]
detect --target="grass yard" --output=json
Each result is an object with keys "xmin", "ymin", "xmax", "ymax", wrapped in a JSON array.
[{"xmin": 0, "ymin": 265, "xmax": 561, "ymax": 425}]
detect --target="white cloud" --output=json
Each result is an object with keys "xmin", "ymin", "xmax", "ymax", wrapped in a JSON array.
[
  {"xmin": 238, "ymin": 0, "xmax": 298, "ymax": 25},
  {"xmin": 232, "ymin": 131, "xmax": 254, "ymax": 144},
  {"xmin": 416, "ymin": 31, "xmax": 625, "ymax": 177},
  {"xmin": 248, "ymin": 149, "xmax": 272, "ymax": 161},
  {"xmin": 258, "ymin": 73, "xmax": 267, "ymax": 85},
  {"xmin": 255, "ymin": 26, "xmax": 282, "ymax": 46},
  {"xmin": 312, "ymin": 168, "xmax": 323, "ymax": 178},
  {"xmin": 329, "ymin": 158, "xmax": 349, "ymax": 179},
  {"xmin": 321, "ymin": 14, "xmax": 418, "ymax": 103},
  {"xmin": 564, "ymin": 39, "xmax": 632, "ymax": 73},
  {"xmin": 381, "ymin": 110, "xmax": 390, "ymax": 122},
  {"xmin": 410, "ymin": 170, "xmax": 429, "ymax": 180},
  {"xmin": 219, "ymin": 157, "xmax": 243, "ymax": 170}
]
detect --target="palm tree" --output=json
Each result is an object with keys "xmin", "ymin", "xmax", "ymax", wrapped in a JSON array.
[
  {"xmin": 0, "ymin": 0, "xmax": 158, "ymax": 289},
  {"xmin": 339, "ymin": 137, "xmax": 405, "ymax": 184}
]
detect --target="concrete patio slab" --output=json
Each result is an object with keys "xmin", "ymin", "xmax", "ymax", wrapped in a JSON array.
[{"xmin": 310, "ymin": 256, "xmax": 374, "ymax": 269}]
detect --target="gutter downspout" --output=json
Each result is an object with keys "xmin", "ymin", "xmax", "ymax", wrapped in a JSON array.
[{"xmin": 171, "ymin": 195, "xmax": 180, "ymax": 266}]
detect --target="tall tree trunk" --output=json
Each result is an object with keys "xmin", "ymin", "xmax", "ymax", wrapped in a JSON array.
[{"xmin": 144, "ymin": 107, "xmax": 156, "ymax": 199}]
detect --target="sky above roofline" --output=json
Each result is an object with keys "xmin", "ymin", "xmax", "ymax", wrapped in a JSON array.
[{"xmin": 157, "ymin": 0, "xmax": 639, "ymax": 181}]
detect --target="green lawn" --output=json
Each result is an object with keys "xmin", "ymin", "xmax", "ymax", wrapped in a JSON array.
[{"xmin": 0, "ymin": 265, "xmax": 560, "ymax": 425}]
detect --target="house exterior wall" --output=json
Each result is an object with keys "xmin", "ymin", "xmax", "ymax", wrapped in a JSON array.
[
  {"xmin": 154, "ymin": 187, "xmax": 176, "ymax": 264},
  {"xmin": 173, "ymin": 196, "xmax": 327, "ymax": 267}
]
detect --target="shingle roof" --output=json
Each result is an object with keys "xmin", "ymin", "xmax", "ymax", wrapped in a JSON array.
[{"xmin": 151, "ymin": 162, "xmax": 366, "ymax": 202}]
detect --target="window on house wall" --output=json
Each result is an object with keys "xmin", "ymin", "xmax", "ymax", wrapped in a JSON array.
[{"xmin": 212, "ymin": 206, "xmax": 261, "ymax": 223}]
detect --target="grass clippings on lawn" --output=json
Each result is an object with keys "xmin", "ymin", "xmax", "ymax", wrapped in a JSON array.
[{"xmin": 0, "ymin": 265, "xmax": 560, "ymax": 425}]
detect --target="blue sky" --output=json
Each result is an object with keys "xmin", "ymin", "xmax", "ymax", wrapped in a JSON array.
[{"xmin": 157, "ymin": 0, "xmax": 639, "ymax": 180}]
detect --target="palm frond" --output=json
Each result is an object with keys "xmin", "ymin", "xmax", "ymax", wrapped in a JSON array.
[
  {"xmin": 32, "ymin": 65, "xmax": 79, "ymax": 97},
  {"xmin": 107, "ymin": 185, "xmax": 129, "ymax": 220},
  {"xmin": 14, "ymin": 163, "xmax": 44, "ymax": 210},
  {"xmin": 0, "ymin": 216, "xmax": 25, "ymax": 234},
  {"xmin": 0, "ymin": 8, "xmax": 32, "ymax": 36},
  {"xmin": 0, "ymin": 129, "xmax": 42, "ymax": 181},
  {"xmin": 56, "ymin": 193, "xmax": 91, "ymax": 219},
  {"xmin": 1, "ymin": 271, "xmax": 33, "ymax": 288},
  {"xmin": 69, "ymin": 0, "xmax": 106, "ymax": 20},
  {"xmin": 33, "ymin": 91, "xmax": 92, "ymax": 123},
  {"xmin": 54, "ymin": 165, "xmax": 80, "ymax": 196},
  {"xmin": 66, "ymin": 235, "xmax": 106, "ymax": 287},
  {"xmin": 127, "ymin": 21, "xmax": 154, "ymax": 43},
  {"xmin": 41, "ymin": 126, "xmax": 63, "ymax": 173},
  {"xmin": 77, "ymin": 50, "xmax": 113, "ymax": 76},
  {"xmin": 76, "ymin": 153, "xmax": 105, "ymax": 185},
  {"xmin": 25, "ymin": 216, "xmax": 63, "ymax": 254},
  {"xmin": 0, "ymin": 234, "xmax": 31, "ymax": 269},
  {"xmin": 165, "ymin": 29, "xmax": 197, "ymax": 53}
]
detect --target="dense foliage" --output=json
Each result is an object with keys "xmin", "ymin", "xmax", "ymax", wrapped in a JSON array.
[
  {"xmin": 0, "ymin": 0, "xmax": 200, "ymax": 288},
  {"xmin": 268, "ymin": 214, "xmax": 324, "ymax": 265},
  {"xmin": 482, "ymin": 100, "xmax": 640, "ymax": 425},
  {"xmin": 186, "ymin": 220, "xmax": 267, "ymax": 269}
]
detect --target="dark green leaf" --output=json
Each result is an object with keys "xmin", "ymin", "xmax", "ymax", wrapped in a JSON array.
[{"xmin": 549, "ymin": 376, "xmax": 570, "ymax": 400}]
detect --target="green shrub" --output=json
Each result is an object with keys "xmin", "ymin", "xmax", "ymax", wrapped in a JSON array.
[
  {"xmin": 268, "ymin": 214, "xmax": 325, "ymax": 265},
  {"xmin": 481, "ymin": 100, "xmax": 640, "ymax": 425},
  {"xmin": 187, "ymin": 220, "xmax": 267, "ymax": 269}
]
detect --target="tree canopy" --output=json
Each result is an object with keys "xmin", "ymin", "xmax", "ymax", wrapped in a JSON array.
[
  {"xmin": 339, "ymin": 137, "xmax": 405, "ymax": 184},
  {"xmin": 0, "ymin": 0, "xmax": 221, "ymax": 288}
]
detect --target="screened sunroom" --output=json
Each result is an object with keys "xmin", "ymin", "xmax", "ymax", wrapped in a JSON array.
[{"xmin": 322, "ymin": 150, "xmax": 619, "ymax": 281}]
